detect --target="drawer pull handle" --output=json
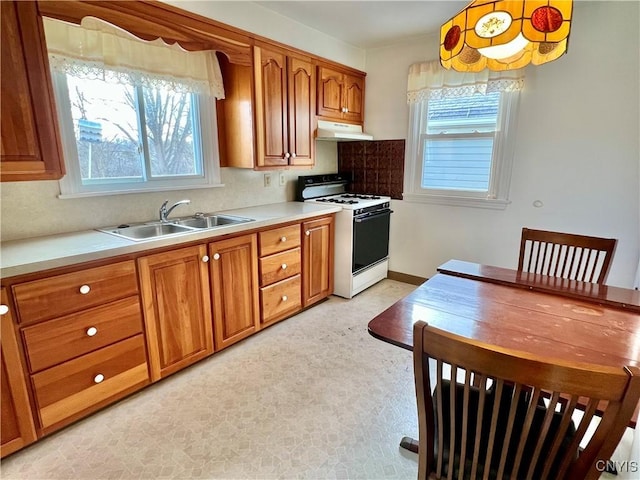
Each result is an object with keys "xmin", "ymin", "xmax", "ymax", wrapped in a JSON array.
[
  {"xmin": 86, "ymin": 327, "xmax": 98, "ymax": 337},
  {"xmin": 0, "ymin": 305, "xmax": 8, "ymax": 316},
  {"xmin": 202, "ymin": 255, "xmax": 210, "ymax": 263},
  {"xmin": 213, "ymin": 253, "xmax": 220, "ymax": 260},
  {"xmin": 94, "ymin": 374, "xmax": 105, "ymax": 384},
  {"xmin": 282, "ymin": 295, "xmax": 288, "ymax": 302},
  {"xmin": 280, "ymin": 236, "xmax": 287, "ymax": 243},
  {"xmin": 281, "ymin": 263, "xmax": 287, "ymax": 270},
  {"xmin": 79, "ymin": 285, "xmax": 91, "ymax": 295},
  {"xmin": 305, "ymin": 230, "xmax": 311, "ymax": 236}
]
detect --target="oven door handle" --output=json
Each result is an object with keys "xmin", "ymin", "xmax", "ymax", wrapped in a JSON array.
[{"xmin": 354, "ymin": 209, "xmax": 393, "ymax": 222}]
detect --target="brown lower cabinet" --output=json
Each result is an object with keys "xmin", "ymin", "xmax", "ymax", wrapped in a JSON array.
[
  {"xmin": 1, "ymin": 288, "xmax": 37, "ymax": 457},
  {"xmin": 138, "ymin": 245, "xmax": 214, "ymax": 382},
  {"xmin": 302, "ymin": 216, "xmax": 334, "ymax": 307},
  {"xmin": 209, "ymin": 234, "xmax": 260, "ymax": 350},
  {"xmin": 1, "ymin": 215, "xmax": 334, "ymax": 457}
]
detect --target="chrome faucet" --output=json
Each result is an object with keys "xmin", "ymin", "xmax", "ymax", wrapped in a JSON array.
[{"xmin": 159, "ymin": 199, "xmax": 190, "ymax": 223}]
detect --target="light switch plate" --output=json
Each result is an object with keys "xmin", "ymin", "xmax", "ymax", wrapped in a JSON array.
[{"xmin": 264, "ymin": 173, "xmax": 272, "ymax": 187}]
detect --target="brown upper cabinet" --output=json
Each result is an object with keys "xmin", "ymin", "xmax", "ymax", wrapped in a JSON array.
[
  {"xmin": 1, "ymin": 1, "xmax": 65, "ymax": 182},
  {"xmin": 4, "ymin": 1, "xmax": 366, "ymax": 175},
  {"xmin": 253, "ymin": 45, "xmax": 315, "ymax": 169},
  {"xmin": 317, "ymin": 65, "xmax": 365, "ymax": 125}
]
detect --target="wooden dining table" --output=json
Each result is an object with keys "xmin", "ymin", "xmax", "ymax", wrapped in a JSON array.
[{"xmin": 368, "ymin": 259, "xmax": 640, "ymax": 431}]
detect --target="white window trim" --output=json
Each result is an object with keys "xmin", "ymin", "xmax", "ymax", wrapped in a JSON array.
[
  {"xmin": 53, "ymin": 73, "xmax": 223, "ymax": 199},
  {"xmin": 403, "ymin": 90, "xmax": 520, "ymax": 210}
]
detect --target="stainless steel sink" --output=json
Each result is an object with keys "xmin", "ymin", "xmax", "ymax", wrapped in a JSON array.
[
  {"xmin": 173, "ymin": 214, "xmax": 253, "ymax": 229},
  {"xmin": 99, "ymin": 223, "xmax": 195, "ymax": 241},
  {"xmin": 97, "ymin": 214, "xmax": 254, "ymax": 241}
]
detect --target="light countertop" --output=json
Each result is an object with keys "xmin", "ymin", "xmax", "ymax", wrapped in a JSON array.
[{"xmin": 1, "ymin": 202, "xmax": 341, "ymax": 279}]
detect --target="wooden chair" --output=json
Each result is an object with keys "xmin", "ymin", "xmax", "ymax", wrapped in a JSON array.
[
  {"xmin": 413, "ymin": 321, "xmax": 640, "ymax": 480},
  {"xmin": 517, "ymin": 228, "xmax": 616, "ymax": 284}
]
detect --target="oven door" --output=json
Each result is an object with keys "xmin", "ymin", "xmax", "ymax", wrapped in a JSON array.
[{"xmin": 352, "ymin": 208, "xmax": 392, "ymax": 274}]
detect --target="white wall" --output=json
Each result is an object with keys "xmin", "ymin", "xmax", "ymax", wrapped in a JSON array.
[{"xmin": 365, "ymin": 1, "xmax": 640, "ymax": 288}]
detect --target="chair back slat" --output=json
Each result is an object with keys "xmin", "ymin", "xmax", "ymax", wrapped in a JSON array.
[
  {"xmin": 510, "ymin": 388, "xmax": 541, "ymax": 477},
  {"xmin": 435, "ymin": 360, "xmax": 445, "ymax": 478},
  {"xmin": 481, "ymin": 379, "xmax": 503, "ymax": 480},
  {"xmin": 457, "ymin": 370, "xmax": 472, "ymax": 480},
  {"xmin": 526, "ymin": 392, "xmax": 561, "ymax": 480},
  {"xmin": 518, "ymin": 228, "xmax": 617, "ymax": 284},
  {"xmin": 447, "ymin": 366, "xmax": 457, "ymax": 480},
  {"xmin": 540, "ymin": 396, "xmax": 579, "ymax": 479},
  {"xmin": 413, "ymin": 321, "xmax": 640, "ymax": 480}
]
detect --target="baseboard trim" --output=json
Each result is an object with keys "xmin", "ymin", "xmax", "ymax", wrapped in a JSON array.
[{"xmin": 387, "ymin": 271, "xmax": 427, "ymax": 286}]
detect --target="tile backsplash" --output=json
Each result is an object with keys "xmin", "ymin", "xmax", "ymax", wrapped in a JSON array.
[{"xmin": 338, "ymin": 140, "xmax": 404, "ymax": 199}]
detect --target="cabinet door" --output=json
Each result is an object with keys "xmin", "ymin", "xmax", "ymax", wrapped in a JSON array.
[
  {"xmin": 342, "ymin": 73, "xmax": 365, "ymax": 124},
  {"xmin": 0, "ymin": 1, "xmax": 65, "ymax": 182},
  {"xmin": 138, "ymin": 245, "xmax": 213, "ymax": 381},
  {"xmin": 302, "ymin": 216, "xmax": 334, "ymax": 307},
  {"xmin": 209, "ymin": 234, "xmax": 260, "ymax": 350},
  {"xmin": 316, "ymin": 66, "xmax": 344, "ymax": 120},
  {"xmin": 1, "ymin": 288, "xmax": 37, "ymax": 458},
  {"xmin": 287, "ymin": 55, "xmax": 315, "ymax": 167},
  {"xmin": 255, "ymin": 46, "xmax": 288, "ymax": 167}
]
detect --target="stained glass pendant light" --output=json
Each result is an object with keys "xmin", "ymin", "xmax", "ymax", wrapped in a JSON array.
[{"xmin": 440, "ymin": 0, "xmax": 572, "ymax": 72}]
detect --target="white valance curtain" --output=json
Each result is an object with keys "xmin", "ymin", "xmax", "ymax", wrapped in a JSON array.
[
  {"xmin": 43, "ymin": 17, "xmax": 225, "ymax": 99},
  {"xmin": 407, "ymin": 59, "xmax": 524, "ymax": 103}
]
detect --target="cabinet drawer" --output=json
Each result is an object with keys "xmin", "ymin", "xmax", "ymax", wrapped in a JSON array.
[
  {"xmin": 259, "ymin": 247, "xmax": 301, "ymax": 286},
  {"xmin": 13, "ymin": 261, "xmax": 138, "ymax": 324},
  {"xmin": 32, "ymin": 335, "xmax": 148, "ymax": 430},
  {"xmin": 259, "ymin": 225, "xmax": 301, "ymax": 256},
  {"xmin": 260, "ymin": 274, "xmax": 302, "ymax": 324},
  {"xmin": 22, "ymin": 296, "xmax": 143, "ymax": 373}
]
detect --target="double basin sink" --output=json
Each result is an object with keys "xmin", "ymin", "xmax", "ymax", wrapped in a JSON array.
[{"xmin": 98, "ymin": 214, "xmax": 254, "ymax": 241}]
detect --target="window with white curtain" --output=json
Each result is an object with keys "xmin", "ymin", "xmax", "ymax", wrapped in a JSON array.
[
  {"xmin": 43, "ymin": 17, "xmax": 225, "ymax": 198},
  {"xmin": 404, "ymin": 60, "xmax": 524, "ymax": 209}
]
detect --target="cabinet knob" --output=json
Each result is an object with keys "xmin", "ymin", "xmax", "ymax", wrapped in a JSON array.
[
  {"xmin": 345, "ymin": 108, "xmax": 349, "ymax": 113},
  {"xmin": 282, "ymin": 295, "xmax": 288, "ymax": 302},
  {"xmin": 0, "ymin": 305, "xmax": 8, "ymax": 316},
  {"xmin": 305, "ymin": 230, "xmax": 311, "ymax": 236},
  {"xmin": 281, "ymin": 263, "xmax": 287, "ymax": 270},
  {"xmin": 280, "ymin": 236, "xmax": 287, "ymax": 243},
  {"xmin": 86, "ymin": 326, "xmax": 98, "ymax": 337},
  {"xmin": 341, "ymin": 107, "xmax": 347, "ymax": 113},
  {"xmin": 213, "ymin": 253, "xmax": 220, "ymax": 260},
  {"xmin": 94, "ymin": 374, "xmax": 105, "ymax": 384},
  {"xmin": 291, "ymin": 153, "xmax": 296, "ymax": 158},
  {"xmin": 202, "ymin": 255, "xmax": 210, "ymax": 263},
  {"xmin": 79, "ymin": 285, "xmax": 91, "ymax": 295},
  {"xmin": 284, "ymin": 152, "xmax": 291, "ymax": 159}
]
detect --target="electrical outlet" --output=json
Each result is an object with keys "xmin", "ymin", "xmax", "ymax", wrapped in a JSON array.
[
  {"xmin": 279, "ymin": 172, "xmax": 286, "ymax": 187},
  {"xmin": 264, "ymin": 173, "xmax": 272, "ymax": 187}
]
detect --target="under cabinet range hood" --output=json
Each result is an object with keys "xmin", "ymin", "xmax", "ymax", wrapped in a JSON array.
[{"xmin": 315, "ymin": 120, "xmax": 373, "ymax": 142}]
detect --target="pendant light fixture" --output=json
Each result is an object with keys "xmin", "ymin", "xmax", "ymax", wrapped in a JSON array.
[{"xmin": 440, "ymin": 0, "xmax": 573, "ymax": 72}]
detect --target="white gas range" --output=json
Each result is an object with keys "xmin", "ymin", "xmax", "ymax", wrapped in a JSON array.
[{"xmin": 297, "ymin": 174, "xmax": 392, "ymax": 298}]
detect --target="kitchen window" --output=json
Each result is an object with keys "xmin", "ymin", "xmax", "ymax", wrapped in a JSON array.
[
  {"xmin": 44, "ymin": 17, "xmax": 225, "ymax": 198},
  {"xmin": 404, "ymin": 60, "xmax": 524, "ymax": 209}
]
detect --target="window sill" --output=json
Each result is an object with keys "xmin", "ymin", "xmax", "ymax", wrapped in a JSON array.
[{"xmin": 402, "ymin": 193, "xmax": 510, "ymax": 210}]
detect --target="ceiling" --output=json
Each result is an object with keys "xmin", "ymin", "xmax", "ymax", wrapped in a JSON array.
[{"xmin": 254, "ymin": 1, "xmax": 469, "ymax": 49}]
